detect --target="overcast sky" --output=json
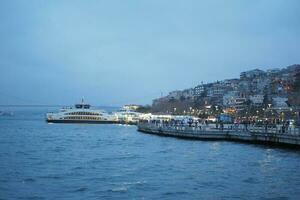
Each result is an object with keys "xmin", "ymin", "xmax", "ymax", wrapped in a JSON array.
[{"xmin": 0, "ymin": 0, "xmax": 300, "ymax": 106}]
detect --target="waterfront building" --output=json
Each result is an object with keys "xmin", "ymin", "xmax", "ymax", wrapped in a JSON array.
[{"xmin": 122, "ymin": 104, "xmax": 140, "ymax": 111}]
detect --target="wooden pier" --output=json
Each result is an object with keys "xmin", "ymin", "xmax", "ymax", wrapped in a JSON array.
[{"xmin": 137, "ymin": 122, "xmax": 300, "ymax": 147}]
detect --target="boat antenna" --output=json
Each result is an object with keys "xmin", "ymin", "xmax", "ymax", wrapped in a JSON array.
[{"xmin": 82, "ymin": 97, "xmax": 84, "ymax": 104}]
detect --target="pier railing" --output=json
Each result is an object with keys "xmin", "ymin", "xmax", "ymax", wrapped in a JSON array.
[{"xmin": 138, "ymin": 122, "xmax": 300, "ymax": 136}]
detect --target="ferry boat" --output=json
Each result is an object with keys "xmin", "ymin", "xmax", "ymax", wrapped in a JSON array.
[
  {"xmin": 46, "ymin": 99, "xmax": 118, "ymax": 124},
  {"xmin": 114, "ymin": 108, "xmax": 141, "ymax": 125}
]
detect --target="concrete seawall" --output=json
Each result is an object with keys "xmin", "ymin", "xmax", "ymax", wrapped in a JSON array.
[{"xmin": 137, "ymin": 123, "xmax": 300, "ymax": 147}]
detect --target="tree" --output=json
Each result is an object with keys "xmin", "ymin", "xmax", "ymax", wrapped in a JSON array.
[
  {"xmin": 292, "ymin": 71, "xmax": 300, "ymax": 92},
  {"xmin": 288, "ymin": 72, "xmax": 300, "ymax": 106},
  {"xmin": 263, "ymin": 94, "xmax": 271, "ymax": 108}
]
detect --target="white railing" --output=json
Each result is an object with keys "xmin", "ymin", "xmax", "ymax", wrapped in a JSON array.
[{"xmin": 138, "ymin": 122, "xmax": 300, "ymax": 137}]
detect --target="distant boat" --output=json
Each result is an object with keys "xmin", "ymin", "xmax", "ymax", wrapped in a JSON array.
[
  {"xmin": 114, "ymin": 108, "xmax": 141, "ymax": 124},
  {"xmin": 46, "ymin": 99, "xmax": 118, "ymax": 124}
]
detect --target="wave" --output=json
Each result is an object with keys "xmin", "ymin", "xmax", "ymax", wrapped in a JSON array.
[
  {"xmin": 23, "ymin": 178, "xmax": 35, "ymax": 182},
  {"xmin": 73, "ymin": 187, "xmax": 88, "ymax": 192}
]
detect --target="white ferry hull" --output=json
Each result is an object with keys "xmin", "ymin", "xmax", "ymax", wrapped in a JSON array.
[{"xmin": 46, "ymin": 119, "xmax": 119, "ymax": 124}]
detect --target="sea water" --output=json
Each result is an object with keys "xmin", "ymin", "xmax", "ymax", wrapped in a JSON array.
[{"xmin": 0, "ymin": 107, "xmax": 300, "ymax": 200}]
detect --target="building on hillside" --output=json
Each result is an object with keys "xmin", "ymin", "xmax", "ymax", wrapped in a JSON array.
[
  {"xmin": 223, "ymin": 91, "xmax": 239, "ymax": 107},
  {"xmin": 238, "ymin": 80, "xmax": 251, "ymax": 94},
  {"xmin": 207, "ymin": 83, "xmax": 225, "ymax": 98},
  {"xmin": 234, "ymin": 97, "xmax": 247, "ymax": 111},
  {"xmin": 168, "ymin": 90, "xmax": 182, "ymax": 100},
  {"xmin": 222, "ymin": 79, "xmax": 239, "ymax": 90},
  {"xmin": 249, "ymin": 95, "xmax": 264, "ymax": 106},
  {"xmin": 286, "ymin": 64, "xmax": 300, "ymax": 72},
  {"xmin": 240, "ymin": 69, "xmax": 266, "ymax": 80},
  {"xmin": 182, "ymin": 88, "xmax": 194, "ymax": 98},
  {"xmin": 194, "ymin": 84, "xmax": 205, "ymax": 97},
  {"xmin": 267, "ymin": 68, "xmax": 280, "ymax": 76},
  {"xmin": 272, "ymin": 97, "xmax": 288, "ymax": 108},
  {"xmin": 152, "ymin": 97, "xmax": 169, "ymax": 106},
  {"xmin": 250, "ymin": 77, "xmax": 269, "ymax": 94}
]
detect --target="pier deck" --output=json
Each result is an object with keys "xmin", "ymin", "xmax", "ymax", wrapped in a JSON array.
[{"xmin": 137, "ymin": 123, "xmax": 300, "ymax": 147}]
